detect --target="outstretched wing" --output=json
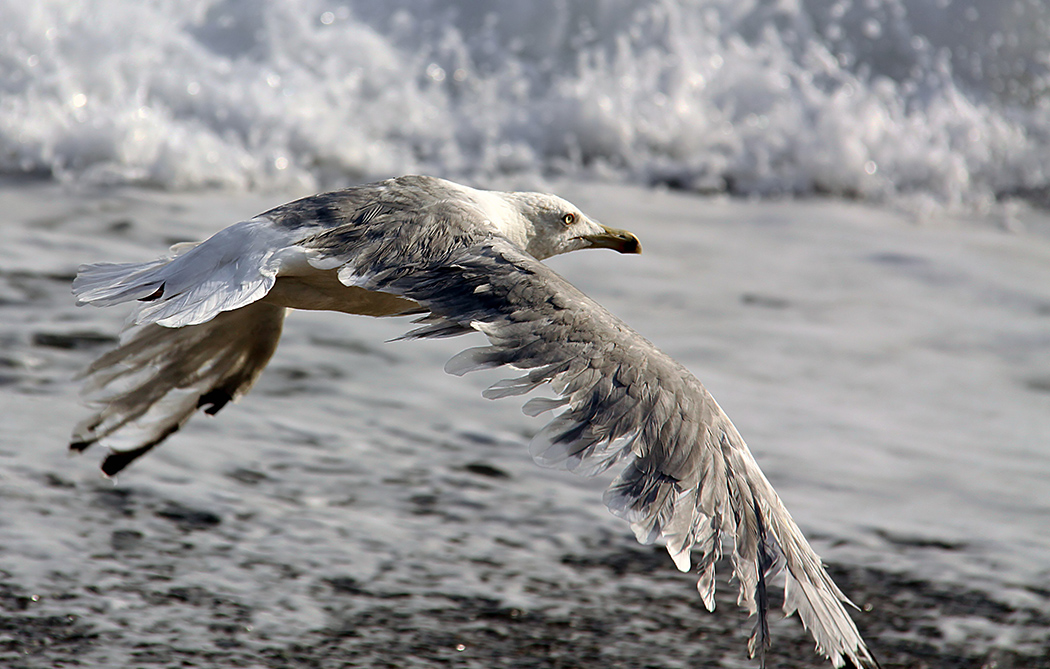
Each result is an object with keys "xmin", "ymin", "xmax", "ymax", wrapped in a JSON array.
[
  {"xmin": 70, "ymin": 177, "xmax": 492, "ymax": 473},
  {"xmin": 70, "ymin": 176, "xmax": 873, "ymax": 666},
  {"xmin": 348, "ymin": 238, "xmax": 875, "ymax": 668}
]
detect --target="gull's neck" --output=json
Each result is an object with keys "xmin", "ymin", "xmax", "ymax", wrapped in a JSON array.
[{"xmin": 463, "ymin": 186, "xmax": 533, "ymax": 252}]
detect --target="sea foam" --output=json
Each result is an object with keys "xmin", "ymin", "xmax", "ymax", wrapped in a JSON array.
[{"xmin": 1, "ymin": 0, "xmax": 1048, "ymax": 209}]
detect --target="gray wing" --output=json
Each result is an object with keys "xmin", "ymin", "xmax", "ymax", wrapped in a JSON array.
[
  {"xmin": 70, "ymin": 301, "xmax": 287, "ymax": 475},
  {"xmin": 70, "ymin": 176, "xmax": 487, "ymax": 472},
  {"xmin": 357, "ymin": 238, "xmax": 875, "ymax": 668},
  {"xmin": 71, "ymin": 176, "xmax": 872, "ymax": 665}
]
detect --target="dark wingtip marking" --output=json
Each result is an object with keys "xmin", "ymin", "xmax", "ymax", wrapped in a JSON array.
[
  {"xmin": 749, "ymin": 503, "xmax": 777, "ymax": 666},
  {"xmin": 100, "ymin": 424, "xmax": 181, "ymax": 477},
  {"xmin": 70, "ymin": 440, "xmax": 95, "ymax": 453},
  {"xmin": 139, "ymin": 283, "xmax": 165, "ymax": 302},
  {"xmin": 197, "ymin": 388, "xmax": 233, "ymax": 416},
  {"xmin": 102, "ymin": 445, "xmax": 154, "ymax": 477}
]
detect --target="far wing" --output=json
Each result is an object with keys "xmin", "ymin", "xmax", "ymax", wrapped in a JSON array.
[
  {"xmin": 70, "ymin": 300, "xmax": 287, "ymax": 475},
  {"xmin": 353, "ymin": 238, "xmax": 875, "ymax": 668},
  {"xmin": 70, "ymin": 181, "xmax": 491, "ymax": 472}
]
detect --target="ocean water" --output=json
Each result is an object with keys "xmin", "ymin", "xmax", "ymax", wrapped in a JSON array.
[
  {"xmin": 2, "ymin": 2, "xmax": 1050, "ymax": 665},
  {"xmin": 1, "ymin": 183, "xmax": 1049, "ymax": 666},
  {"xmin": 2, "ymin": 0, "xmax": 1049, "ymax": 210}
]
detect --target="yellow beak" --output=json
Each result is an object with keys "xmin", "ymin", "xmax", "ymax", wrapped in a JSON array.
[{"xmin": 581, "ymin": 225, "xmax": 642, "ymax": 254}]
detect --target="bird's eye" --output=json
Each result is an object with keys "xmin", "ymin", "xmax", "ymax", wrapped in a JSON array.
[{"xmin": 562, "ymin": 212, "xmax": 576, "ymax": 226}]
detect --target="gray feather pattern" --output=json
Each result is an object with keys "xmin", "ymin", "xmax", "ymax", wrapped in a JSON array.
[
  {"xmin": 71, "ymin": 301, "xmax": 285, "ymax": 474},
  {"xmin": 71, "ymin": 176, "xmax": 874, "ymax": 667},
  {"xmin": 355, "ymin": 238, "xmax": 876, "ymax": 668}
]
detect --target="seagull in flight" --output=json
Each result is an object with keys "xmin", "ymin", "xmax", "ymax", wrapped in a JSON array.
[{"xmin": 71, "ymin": 175, "xmax": 875, "ymax": 667}]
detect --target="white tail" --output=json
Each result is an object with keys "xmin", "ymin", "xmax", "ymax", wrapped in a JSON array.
[{"xmin": 73, "ymin": 218, "xmax": 292, "ymax": 327}]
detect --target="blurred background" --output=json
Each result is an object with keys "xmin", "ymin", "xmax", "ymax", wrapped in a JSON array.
[
  {"xmin": 2, "ymin": 2, "xmax": 1050, "ymax": 667},
  {"xmin": 2, "ymin": 0, "xmax": 1049, "ymax": 211}
]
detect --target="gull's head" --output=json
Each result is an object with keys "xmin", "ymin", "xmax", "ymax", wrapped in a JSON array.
[{"xmin": 498, "ymin": 191, "xmax": 642, "ymax": 260}]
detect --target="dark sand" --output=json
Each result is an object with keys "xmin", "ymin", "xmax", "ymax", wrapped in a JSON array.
[{"xmin": 2, "ymin": 482, "xmax": 1048, "ymax": 668}]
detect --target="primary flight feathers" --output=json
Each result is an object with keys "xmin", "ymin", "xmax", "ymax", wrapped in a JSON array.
[{"xmin": 72, "ymin": 175, "xmax": 874, "ymax": 667}]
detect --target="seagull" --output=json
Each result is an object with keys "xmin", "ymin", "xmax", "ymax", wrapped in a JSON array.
[{"xmin": 71, "ymin": 175, "xmax": 875, "ymax": 667}]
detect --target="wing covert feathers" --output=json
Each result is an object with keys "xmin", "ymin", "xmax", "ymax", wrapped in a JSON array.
[
  {"xmin": 376, "ymin": 239, "xmax": 875, "ymax": 668},
  {"xmin": 69, "ymin": 177, "xmax": 492, "ymax": 470},
  {"xmin": 71, "ymin": 178, "xmax": 873, "ymax": 666}
]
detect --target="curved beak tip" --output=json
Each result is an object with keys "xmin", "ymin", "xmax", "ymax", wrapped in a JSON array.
[
  {"xmin": 621, "ymin": 234, "xmax": 642, "ymax": 255},
  {"xmin": 585, "ymin": 226, "xmax": 642, "ymax": 254}
]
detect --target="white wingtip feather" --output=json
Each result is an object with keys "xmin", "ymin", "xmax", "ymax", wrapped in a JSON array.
[{"xmin": 668, "ymin": 545, "xmax": 691, "ymax": 572}]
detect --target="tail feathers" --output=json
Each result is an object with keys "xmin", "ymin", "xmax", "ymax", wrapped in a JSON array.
[
  {"xmin": 73, "ymin": 219, "xmax": 288, "ymax": 327},
  {"xmin": 71, "ymin": 301, "xmax": 286, "ymax": 475},
  {"xmin": 73, "ymin": 259, "xmax": 172, "ymax": 305}
]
